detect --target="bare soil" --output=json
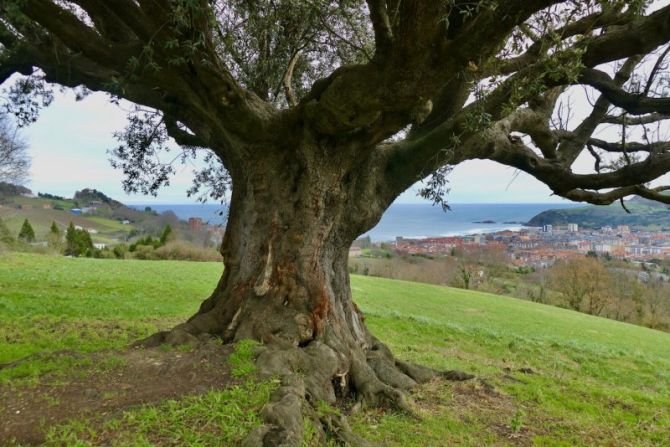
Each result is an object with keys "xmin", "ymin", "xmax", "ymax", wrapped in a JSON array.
[{"xmin": 0, "ymin": 343, "xmax": 234, "ymax": 445}]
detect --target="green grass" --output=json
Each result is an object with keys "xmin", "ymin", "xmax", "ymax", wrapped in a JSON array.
[
  {"xmin": 1, "ymin": 252, "xmax": 669, "ymax": 445},
  {"xmin": 349, "ymin": 276, "xmax": 670, "ymax": 446},
  {"xmin": 85, "ymin": 216, "xmax": 135, "ymax": 232},
  {"xmin": 43, "ymin": 341, "xmax": 278, "ymax": 447},
  {"xmin": 0, "ymin": 253, "xmax": 217, "ymax": 382}
]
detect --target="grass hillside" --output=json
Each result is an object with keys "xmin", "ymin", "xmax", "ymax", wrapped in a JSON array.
[
  {"xmin": 0, "ymin": 196, "xmax": 135, "ymax": 245},
  {"xmin": 1, "ymin": 253, "xmax": 669, "ymax": 445},
  {"xmin": 527, "ymin": 196, "xmax": 670, "ymax": 229}
]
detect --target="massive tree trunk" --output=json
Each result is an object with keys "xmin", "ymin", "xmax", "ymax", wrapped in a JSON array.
[{"xmin": 141, "ymin": 135, "xmax": 441, "ymax": 445}]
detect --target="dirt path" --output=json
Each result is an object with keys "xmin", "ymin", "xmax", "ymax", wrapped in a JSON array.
[{"xmin": 1, "ymin": 344, "xmax": 234, "ymax": 445}]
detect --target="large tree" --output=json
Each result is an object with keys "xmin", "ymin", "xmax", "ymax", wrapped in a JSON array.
[
  {"xmin": 0, "ymin": 113, "xmax": 29, "ymax": 184},
  {"xmin": 3, "ymin": 1, "xmax": 670, "ymax": 444}
]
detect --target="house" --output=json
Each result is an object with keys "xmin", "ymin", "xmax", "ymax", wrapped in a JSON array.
[
  {"xmin": 93, "ymin": 243, "xmax": 107, "ymax": 250},
  {"xmin": 188, "ymin": 217, "xmax": 204, "ymax": 231},
  {"xmin": 349, "ymin": 246, "xmax": 362, "ymax": 257}
]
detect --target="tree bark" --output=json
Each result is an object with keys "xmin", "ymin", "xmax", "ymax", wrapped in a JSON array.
[{"xmin": 140, "ymin": 135, "xmax": 442, "ymax": 445}]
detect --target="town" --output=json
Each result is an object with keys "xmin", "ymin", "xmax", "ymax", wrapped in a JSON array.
[{"xmin": 367, "ymin": 224, "xmax": 670, "ymax": 268}]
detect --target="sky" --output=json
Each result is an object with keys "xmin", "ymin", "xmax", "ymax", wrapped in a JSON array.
[{"xmin": 17, "ymin": 89, "xmax": 573, "ymax": 205}]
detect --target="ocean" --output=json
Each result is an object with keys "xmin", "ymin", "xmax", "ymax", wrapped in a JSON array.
[{"xmin": 131, "ymin": 202, "xmax": 580, "ymax": 242}]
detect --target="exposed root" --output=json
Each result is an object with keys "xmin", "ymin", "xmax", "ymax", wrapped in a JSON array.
[
  {"xmin": 244, "ymin": 339, "xmax": 438, "ymax": 446},
  {"xmin": 135, "ymin": 327, "xmax": 473, "ymax": 446},
  {"xmin": 0, "ymin": 349, "xmax": 82, "ymax": 370},
  {"xmin": 132, "ymin": 328, "xmax": 203, "ymax": 348},
  {"xmin": 442, "ymin": 369, "xmax": 476, "ymax": 381}
]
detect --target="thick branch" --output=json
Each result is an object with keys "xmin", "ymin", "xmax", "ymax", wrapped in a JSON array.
[
  {"xmin": 580, "ymin": 68, "xmax": 670, "ymax": 115},
  {"xmin": 490, "ymin": 9, "xmax": 632, "ymax": 76},
  {"xmin": 17, "ymin": 0, "xmax": 127, "ymax": 67},
  {"xmin": 164, "ymin": 116, "xmax": 208, "ymax": 148},
  {"xmin": 602, "ymin": 112, "xmax": 670, "ymax": 125},
  {"xmin": 588, "ymin": 138, "xmax": 670, "ymax": 153},
  {"xmin": 581, "ymin": 5, "xmax": 670, "ymax": 68},
  {"xmin": 366, "ymin": 0, "xmax": 393, "ymax": 57},
  {"xmin": 563, "ymin": 185, "xmax": 670, "ymax": 205},
  {"xmin": 281, "ymin": 51, "xmax": 301, "ymax": 107},
  {"xmin": 557, "ymin": 56, "xmax": 641, "ymax": 163}
]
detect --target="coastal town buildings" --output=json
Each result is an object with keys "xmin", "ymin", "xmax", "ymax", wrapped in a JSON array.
[{"xmin": 390, "ymin": 224, "xmax": 670, "ymax": 267}]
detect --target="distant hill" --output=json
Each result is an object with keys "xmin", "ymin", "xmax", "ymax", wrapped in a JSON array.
[
  {"xmin": 527, "ymin": 196, "xmax": 670, "ymax": 229},
  {"xmin": 74, "ymin": 188, "xmax": 124, "ymax": 209},
  {"xmin": 0, "ymin": 184, "xmax": 165, "ymax": 245},
  {"xmin": 0, "ymin": 185, "xmax": 208, "ymax": 247},
  {"xmin": 0, "ymin": 182, "xmax": 32, "ymax": 197}
]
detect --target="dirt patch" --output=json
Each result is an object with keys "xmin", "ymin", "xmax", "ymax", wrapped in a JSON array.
[
  {"xmin": 0, "ymin": 343, "xmax": 234, "ymax": 445},
  {"xmin": 448, "ymin": 379, "xmax": 539, "ymax": 447}
]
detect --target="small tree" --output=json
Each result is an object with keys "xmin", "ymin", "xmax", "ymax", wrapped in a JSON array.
[
  {"xmin": 159, "ymin": 224, "xmax": 173, "ymax": 246},
  {"xmin": 0, "ymin": 218, "xmax": 14, "ymax": 248},
  {"xmin": 0, "ymin": 114, "xmax": 29, "ymax": 185},
  {"xmin": 47, "ymin": 221, "xmax": 62, "ymax": 251},
  {"xmin": 17, "ymin": 218, "xmax": 35, "ymax": 243},
  {"xmin": 549, "ymin": 257, "xmax": 611, "ymax": 315},
  {"xmin": 65, "ymin": 222, "xmax": 93, "ymax": 257}
]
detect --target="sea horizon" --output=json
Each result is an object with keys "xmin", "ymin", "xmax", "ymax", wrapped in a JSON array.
[{"xmin": 131, "ymin": 202, "xmax": 580, "ymax": 242}]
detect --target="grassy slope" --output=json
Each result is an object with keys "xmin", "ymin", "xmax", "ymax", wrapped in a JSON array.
[
  {"xmin": 1, "ymin": 253, "xmax": 669, "ymax": 445},
  {"xmin": 527, "ymin": 198, "xmax": 670, "ymax": 229},
  {"xmin": 0, "ymin": 197, "xmax": 134, "ymax": 244}
]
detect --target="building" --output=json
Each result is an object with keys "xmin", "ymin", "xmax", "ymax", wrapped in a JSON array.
[
  {"xmin": 567, "ymin": 223, "xmax": 578, "ymax": 233},
  {"xmin": 188, "ymin": 217, "xmax": 204, "ymax": 231},
  {"xmin": 542, "ymin": 224, "xmax": 553, "ymax": 233},
  {"xmin": 349, "ymin": 246, "xmax": 362, "ymax": 257}
]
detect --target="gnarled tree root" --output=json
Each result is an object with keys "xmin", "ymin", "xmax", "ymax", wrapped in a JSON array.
[{"xmin": 135, "ymin": 328, "xmax": 474, "ymax": 446}]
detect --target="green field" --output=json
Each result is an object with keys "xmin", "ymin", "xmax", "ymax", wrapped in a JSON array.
[{"xmin": 1, "ymin": 253, "xmax": 669, "ymax": 445}]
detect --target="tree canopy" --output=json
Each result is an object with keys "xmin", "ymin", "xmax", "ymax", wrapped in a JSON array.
[{"xmin": 1, "ymin": 1, "xmax": 670, "ymax": 207}]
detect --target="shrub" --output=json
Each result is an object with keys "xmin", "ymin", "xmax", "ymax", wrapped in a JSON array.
[
  {"xmin": 151, "ymin": 240, "xmax": 222, "ymax": 262},
  {"xmin": 113, "ymin": 244, "xmax": 129, "ymax": 259}
]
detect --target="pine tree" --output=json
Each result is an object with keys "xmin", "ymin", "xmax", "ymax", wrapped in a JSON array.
[
  {"xmin": 0, "ymin": 218, "xmax": 14, "ymax": 246},
  {"xmin": 47, "ymin": 221, "xmax": 62, "ymax": 251},
  {"xmin": 17, "ymin": 218, "xmax": 35, "ymax": 243},
  {"xmin": 64, "ymin": 222, "xmax": 92, "ymax": 257},
  {"xmin": 64, "ymin": 222, "xmax": 77, "ymax": 256},
  {"xmin": 159, "ymin": 225, "xmax": 172, "ymax": 246}
]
